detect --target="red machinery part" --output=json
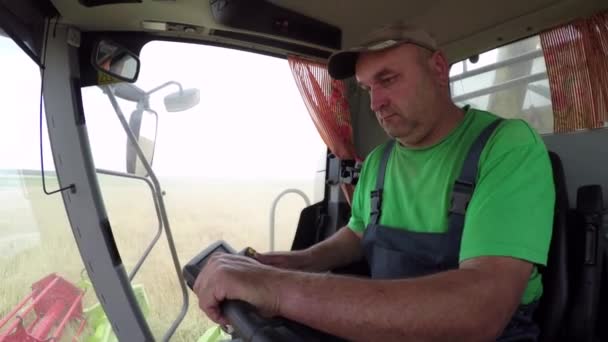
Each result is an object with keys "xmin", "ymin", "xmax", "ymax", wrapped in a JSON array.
[{"xmin": 0, "ymin": 274, "xmax": 87, "ymax": 341}]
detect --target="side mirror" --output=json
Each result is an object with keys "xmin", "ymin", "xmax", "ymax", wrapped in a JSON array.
[
  {"xmin": 164, "ymin": 88, "xmax": 201, "ymax": 112},
  {"xmin": 92, "ymin": 39, "xmax": 140, "ymax": 83},
  {"xmin": 112, "ymin": 81, "xmax": 199, "ymax": 176},
  {"xmin": 126, "ymin": 109, "xmax": 158, "ymax": 176}
]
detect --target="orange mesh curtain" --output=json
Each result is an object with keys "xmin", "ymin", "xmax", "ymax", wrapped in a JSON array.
[
  {"xmin": 540, "ymin": 11, "xmax": 608, "ymax": 133},
  {"xmin": 288, "ymin": 55, "xmax": 359, "ymax": 204}
]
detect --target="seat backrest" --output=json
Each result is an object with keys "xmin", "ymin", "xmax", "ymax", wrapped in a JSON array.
[
  {"xmin": 565, "ymin": 184, "xmax": 606, "ymax": 342},
  {"xmin": 535, "ymin": 151, "xmax": 570, "ymax": 341}
]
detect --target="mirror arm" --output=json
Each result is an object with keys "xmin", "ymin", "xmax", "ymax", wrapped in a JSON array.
[
  {"xmin": 136, "ymin": 98, "xmax": 150, "ymax": 111},
  {"xmin": 146, "ymin": 81, "xmax": 183, "ymax": 97}
]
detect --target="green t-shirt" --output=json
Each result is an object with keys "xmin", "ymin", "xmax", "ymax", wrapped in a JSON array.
[{"xmin": 348, "ymin": 107, "xmax": 555, "ymax": 304}]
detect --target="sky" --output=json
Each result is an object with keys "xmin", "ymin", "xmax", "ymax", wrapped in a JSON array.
[{"xmin": 0, "ymin": 37, "xmax": 327, "ymax": 180}]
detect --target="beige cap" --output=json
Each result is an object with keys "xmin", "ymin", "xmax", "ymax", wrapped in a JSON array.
[{"xmin": 328, "ymin": 23, "xmax": 437, "ymax": 79}]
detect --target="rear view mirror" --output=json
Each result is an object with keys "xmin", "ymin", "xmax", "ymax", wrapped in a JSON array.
[
  {"xmin": 92, "ymin": 39, "xmax": 140, "ymax": 83},
  {"xmin": 126, "ymin": 109, "xmax": 158, "ymax": 176},
  {"xmin": 164, "ymin": 88, "xmax": 201, "ymax": 112}
]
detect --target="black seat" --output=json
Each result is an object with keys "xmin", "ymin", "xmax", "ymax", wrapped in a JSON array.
[
  {"xmin": 564, "ymin": 184, "xmax": 606, "ymax": 342},
  {"xmin": 535, "ymin": 151, "xmax": 570, "ymax": 341}
]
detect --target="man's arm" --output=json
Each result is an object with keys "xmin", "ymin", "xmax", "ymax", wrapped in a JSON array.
[
  {"xmin": 195, "ymin": 254, "xmax": 531, "ymax": 342},
  {"xmin": 255, "ymin": 226, "xmax": 363, "ymax": 272},
  {"xmin": 276, "ymin": 256, "xmax": 531, "ymax": 342}
]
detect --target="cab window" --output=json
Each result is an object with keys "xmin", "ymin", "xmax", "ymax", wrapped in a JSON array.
[
  {"xmin": 81, "ymin": 41, "xmax": 326, "ymax": 339},
  {"xmin": 450, "ymin": 35, "xmax": 553, "ymax": 134}
]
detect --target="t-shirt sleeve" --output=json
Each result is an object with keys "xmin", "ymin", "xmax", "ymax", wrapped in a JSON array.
[{"xmin": 459, "ymin": 120, "xmax": 555, "ymax": 265}]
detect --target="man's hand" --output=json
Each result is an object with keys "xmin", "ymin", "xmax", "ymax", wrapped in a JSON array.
[
  {"xmin": 254, "ymin": 250, "xmax": 314, "ymax": 270},
  {"xmin": 193, "ymin": 253, "xmax": 283, "ymax": 325}
]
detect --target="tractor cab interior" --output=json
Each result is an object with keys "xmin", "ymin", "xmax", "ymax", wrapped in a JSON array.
[{"xmin": 0, "ymin": 0, "xmax": 607, "ymax": 341}]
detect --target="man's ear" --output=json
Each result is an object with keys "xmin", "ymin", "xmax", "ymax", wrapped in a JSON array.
[{"xmin": 429, "ymin": 50, "xmax": 450, "ymax": 88}]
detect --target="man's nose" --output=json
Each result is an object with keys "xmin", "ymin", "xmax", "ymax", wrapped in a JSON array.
[{"xmin": 370, "ymin": 87, "xmax": 389, "ymax": 112}]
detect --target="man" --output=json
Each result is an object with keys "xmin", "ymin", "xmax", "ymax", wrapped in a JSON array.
[{"xmin": 194, "ymin": 23, "xmax": 555, "ymax": 341}]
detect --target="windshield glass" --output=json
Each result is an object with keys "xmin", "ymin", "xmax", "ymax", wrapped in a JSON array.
[{"xmin": 81, "ymin": 41, "xmax": 326, "ymax": 340}]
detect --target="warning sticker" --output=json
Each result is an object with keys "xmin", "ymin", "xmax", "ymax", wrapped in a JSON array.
[{"xmin": 97, "ymin": 72, "xmax": 120, "ymax": 85}]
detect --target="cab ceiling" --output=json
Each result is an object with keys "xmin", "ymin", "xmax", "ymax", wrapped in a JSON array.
[{"xmin": 51, "ymin": 0, "xmax": 607, "ymax": 62}]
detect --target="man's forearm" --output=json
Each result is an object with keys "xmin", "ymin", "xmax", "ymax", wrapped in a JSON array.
[
  {"xmin": 275, "ymin": 267, "xmax": 518, "ymax": 342},
  {"xmin": 303, "ymin": 226, "xmax": 363, "ymax": 272}
]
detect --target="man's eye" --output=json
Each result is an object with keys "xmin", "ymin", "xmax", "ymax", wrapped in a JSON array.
[{"xmin": 380, "ymin": 75, "xmax": 397, "ymax": 87}]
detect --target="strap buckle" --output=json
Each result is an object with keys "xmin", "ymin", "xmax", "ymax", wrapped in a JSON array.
[
  {"xmin": 370, "ymin": 189, "xmax": 383, "ymax": 219},
  {"xmin": 340, "ymin": 159, "xmax": 362, "ymax": 185},
  {"xmin": 449, "ymin": 180, "xmax": 474, "ymax": 215}
]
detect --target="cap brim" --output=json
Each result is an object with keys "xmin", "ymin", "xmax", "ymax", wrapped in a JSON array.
[{"xmin": 328, "ymin": 50, "xmax": 360, "ymax": 80}]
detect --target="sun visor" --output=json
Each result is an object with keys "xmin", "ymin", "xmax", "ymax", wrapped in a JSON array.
[{"xmin": 210, "ymin": 0, "xmax": 341, "ymax": 50}]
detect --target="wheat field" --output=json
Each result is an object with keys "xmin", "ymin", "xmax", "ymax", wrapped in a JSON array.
[{"xmin": 0, "ymin": 172, "xmax": 318, "ymax": 341}]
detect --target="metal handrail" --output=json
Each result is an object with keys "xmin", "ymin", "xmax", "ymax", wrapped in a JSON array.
[
  {"xmin": 452, "ymin": 72, "xmax": 547, "ymax": 103},
  {"xmin": 450, "ymin": 49, "xmax": 544, "ymax": 82},
  {"xmin": 269, "ymin": 189, "xmax": 311, "ymax": 252},
  {"xmin": 95, "ymin": 168, "xmax": 163, "ymax": 282}
]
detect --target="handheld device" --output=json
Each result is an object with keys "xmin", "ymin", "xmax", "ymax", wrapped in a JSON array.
[{"xmin": 183, "ymin": 240, "xmax": 237, "ymax": 289}]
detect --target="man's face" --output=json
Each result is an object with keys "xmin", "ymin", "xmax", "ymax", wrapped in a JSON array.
[{"xmin": 355, "ymin": 44, "xmax": 447, "ymax": 146}]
